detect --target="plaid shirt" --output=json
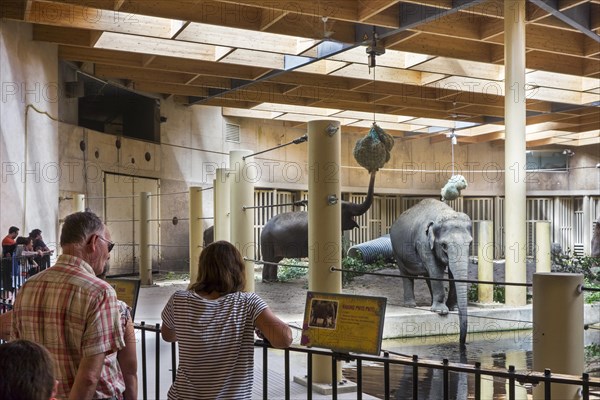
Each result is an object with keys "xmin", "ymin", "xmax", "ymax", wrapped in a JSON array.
[{"xmin": 11, "ymin": 254, "xmax": 125, "ymax": 399}]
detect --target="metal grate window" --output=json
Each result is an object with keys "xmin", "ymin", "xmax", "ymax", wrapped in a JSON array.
[{"xmin": 224, "ymin": 123, "xmax": 240, "ymax": 143}]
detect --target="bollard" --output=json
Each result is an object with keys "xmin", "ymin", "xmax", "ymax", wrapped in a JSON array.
[
  {"xmin": 532, "ymin": 273, "xmax": 584, "ymax": 399},
  {"xmin": 189, "ymin": 187, "xmax": 203, "ymax": 284},
  {"xmin": 214, "ymin": 168, "xmax": 230, "ymax": 242},
  {"xmin": 229, "ymin": 150, "xmax": 255, "ymax": 292},
  {"xmin": 535, "ymin": 221, "xmax": 551, "ymax": 273},
  {"xmin": 73, "ymin": 194, "xmax": 85, "ymax": 213},
  {"xmin": 477, "ymin": 221, "xmax": 494, "ymax": 303}
]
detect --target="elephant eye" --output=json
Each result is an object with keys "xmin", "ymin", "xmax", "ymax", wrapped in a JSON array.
[{"xmin": 441, "ymin": 243, "xmax": 448, "ymax": 250}]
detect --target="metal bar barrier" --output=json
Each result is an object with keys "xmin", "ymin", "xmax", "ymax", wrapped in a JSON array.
[
  {"xmin": 125, "ymin": 322, "xmax": 600, "ymax": 400},
  {"xmin": 443, "ymin": 358, "xmax": 449, "ymax": 400},
  {"xmin": 384, "ymin": 351, "xmax": 390, "ymax": 400},
  {"xmin": 412, "ymin": 355, "xmax": 418, "ymax": 400},
  {"xmin": 155, "ymin": 323, "xmax": 160, "ymax": 400},
  {"xmin": 140, "ymin": 322, "xmax": 147, "ymax": 400}
]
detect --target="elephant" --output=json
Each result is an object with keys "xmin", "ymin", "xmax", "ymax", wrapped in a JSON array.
[
  {"xmin": 203, "ymin": 225, "xmax": 214, "ymax": 247},
  {"xmin": 389, "ymin": 198, "xmax": 473, "ymax": 348},
  {"xmin": 260, "ymin": 171, "xmax": 377, "ymax": 282}
]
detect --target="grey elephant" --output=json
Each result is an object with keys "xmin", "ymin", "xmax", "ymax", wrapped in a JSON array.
[
  {"xmin": 260, "ymin": 171, "xmax": 377, "ymax": 281},
  {"xmin": 390, "ymin": 199, "xmax": 472, "ymax": 347},
  {"xmin": 203, "ymin": 225, "xmax": 214, "ymax": 247}
]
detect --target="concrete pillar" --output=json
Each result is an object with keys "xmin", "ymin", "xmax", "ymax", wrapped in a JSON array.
[
  {"xmin": 229, "ymin": 150, "xmax": 255, "ymax": 292},
  {"xmin": 139, "ymin": 192, "xmax": 152, "ymax": 286},
  {"xmin": 478, "ymin": 221, "xmax": 494, "ymax": 303},
  {"xmin": 189, "ymin": 187, "xmax": 203, "ymax": 284},
  {"xmin": 308, "ymin": 120, "xmax": 342, "ymax": 384},
  {"xmin": 214, "ymin": 168, "xmax": 230, "ymax": 242},
  {"xmin": 73, "ymin": 194, "xmax": 85, "ymax": 213},
  {"xmin": 504, "ymin": 0, "xmax": 527, "ymax": 306},
  {"xmin": 535, "ymin": 221, "xmax": 551, "ymax": 273},
  {"xmin": 532, "ymin": 273, "xmax": 584, "ymax": 400}
]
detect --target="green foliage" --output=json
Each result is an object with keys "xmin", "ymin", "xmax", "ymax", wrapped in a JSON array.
[
  {"xmin": 468, "ymin": 283, "xmax": 478, "ymax": 302},
  {"xmin": 275, "ymin": 253, "xmax": 390, "ymax": 286},
  {"xmin": 552, "ymin": 249, "xmax": 599, "ymax": 280},
  {"xmin": 584, "ymin": 279, "xmax": 600, "ymax": 304},
  {"xmin": 156, "ymin": 271, "xmax": 189, "ymax": 282},
  {"xmin": 341, "ymin": 254, "xmax": 389, "ymax": 286},
  {"xmin": 467, "ymin": 283, "xmax": 505, "ymax": 303},
  {"xmin": 276, "ymin": 259, "xmax": 308, "ymax": 282},
  {"xmin": 586, "ymin": 343, "xmax": 600, "ymax": 359},
  {"xmin": 552, "ymin": 249, "xmax": 600, "ymax": 304}
]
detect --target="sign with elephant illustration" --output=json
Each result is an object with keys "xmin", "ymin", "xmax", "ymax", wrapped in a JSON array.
[{"xmin": 300, "ymin": 291, "xmax": 387, "ymax": 355}]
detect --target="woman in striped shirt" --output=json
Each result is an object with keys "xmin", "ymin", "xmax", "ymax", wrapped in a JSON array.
[{"xmin": 161, "ymin": 240, "xmax": 292, "ymax": 400}]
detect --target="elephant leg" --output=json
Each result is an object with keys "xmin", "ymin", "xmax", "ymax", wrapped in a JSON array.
[
  {"xmin": 446, "ymin": 270, "xmax": 458, "ymax": 311},
  {"xmin": 402, "ymin": 277, "xmax": 417, "ymax": 308},
  {"xmin": 419, "ymin": 250, "xmax": 448, "ymax": 315},
  {"xmin": 421, "ymin": 259, "xmax": 448, "ymax": 314},
  {"xmin": 262, "ymin": 257, "xmax": 281, "ymax": 282}
]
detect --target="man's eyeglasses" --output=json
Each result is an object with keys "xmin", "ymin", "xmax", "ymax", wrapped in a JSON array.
[{"xmin": 97, "ymin": 235, "xmax": 115, "ymax": 253}]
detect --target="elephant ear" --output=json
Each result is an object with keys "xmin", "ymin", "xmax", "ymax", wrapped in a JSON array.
[{"xmin": 426, "ymin": 221, "xmax": 435, "ymax": 250}]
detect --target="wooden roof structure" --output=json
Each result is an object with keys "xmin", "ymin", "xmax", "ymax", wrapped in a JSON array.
[{"xmin": 3, "ymin": 0, "xmax": 599, "ymax": 147}]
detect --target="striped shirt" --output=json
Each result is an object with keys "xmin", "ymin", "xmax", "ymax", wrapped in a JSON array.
[
  {"xmin": 11, "ymin": 254, "xmax": 125, "ymax": 399},
  {"xmin": 161, "ymin": 290, "xmax": 268, "ymax": 400}
]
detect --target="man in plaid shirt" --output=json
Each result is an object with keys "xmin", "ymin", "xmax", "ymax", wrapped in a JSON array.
[{"xmin": 11, "ymin": 211, "xmax": 125, "ymax": 400}]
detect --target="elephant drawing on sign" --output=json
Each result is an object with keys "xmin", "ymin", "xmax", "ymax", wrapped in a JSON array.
[
  {"xmin": 260, "ymin": 171, "xmax": 377, "ymax": 282},
  {"xmin": 390, "ymin": 199, "xmax": 473, "ymax": 348},
  {"xmin": 309, "ymin": 300, "xmax": 338, "ymax": 328}
]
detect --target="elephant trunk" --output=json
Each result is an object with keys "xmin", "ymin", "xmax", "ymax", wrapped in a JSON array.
[
  {"xmin": 346, "ymin": 171, "xmax": 377, "ymax": 216},
  {"xmin": 448, "ymin": 244, "xmax": 469, "ymax": 348}
]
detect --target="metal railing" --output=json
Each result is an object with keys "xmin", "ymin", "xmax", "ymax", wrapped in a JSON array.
[{"xmin": 133, "ymin": 322, "xmax": 600, "ymax": 400}]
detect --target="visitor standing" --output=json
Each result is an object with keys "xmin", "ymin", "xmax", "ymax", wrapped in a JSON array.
[
  {"xmin": 11, "ymin": 212, "xmax": 125, "ymax": 400},
  {"xmin": 161, "ymin": 240, "xmax": 292, "ymax": 400}
]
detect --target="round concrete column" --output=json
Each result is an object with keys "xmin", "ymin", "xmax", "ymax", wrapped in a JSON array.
[
  {"xmin": 189, "ymin": 186, "xmax": 203, "ymax": 284},
  {"xmin": 214, "ymin": 168, "xmax": 230, "ymax": 242},
  {"xmin": 139, "ymin": 192, "xmax": 152, "ymax": 286},
  {"xmin": 504, "ymin": 0, "xmax": 527, "ymax": 306},
  {"xmin": 477, "ymin": 221, "xmax": 494, "ymax": 303},
  {"xmin": 535, "ymin": 221, "xmax": 551, "ymax": 273},
  {"xmin": 308, "ymin": 120, "xmax": 342, "ymax": 384},
  {"xmin": 532, "ymin": 273, "xmax": 584, "ymax": 399},
  {"xmin": 229, "ymin": 150, "xmax": 255, "ymax": 292},
  {"xmin": 73, "ymin": 194, "xmax": 85, "ymax": 213}
]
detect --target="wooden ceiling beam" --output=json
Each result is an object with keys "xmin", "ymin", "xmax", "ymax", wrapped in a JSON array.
[
  {"xmin": 94, "ymin": 64, "xmax": 197, "ymax": 85},
  {"xmin": 33, "ymin": 25, "xmax": 101, "ymax": 47}
]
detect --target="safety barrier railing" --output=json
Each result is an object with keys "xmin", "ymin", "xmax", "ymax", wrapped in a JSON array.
[{"xmin": 132, "ymin": 322, "xmax": 600, "ymax": 400}]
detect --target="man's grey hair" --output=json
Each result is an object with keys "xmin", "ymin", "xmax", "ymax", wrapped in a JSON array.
[{"xmin": 60, "ymin": 211, "xmax": 104, "ymax": 247}]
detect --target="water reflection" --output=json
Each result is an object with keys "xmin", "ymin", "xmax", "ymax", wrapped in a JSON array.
[
  {"xmin": 345, "ymin": 329, "xmax": 598, "ymax": 399},
  {"xmin": 386, "ymin": 332, "xmax": 531, "ymax": 399}
]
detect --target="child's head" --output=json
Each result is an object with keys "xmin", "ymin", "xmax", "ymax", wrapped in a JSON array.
[{"xmin": 0, "ymin": 340, "xmax": 57, "ymax": 400}]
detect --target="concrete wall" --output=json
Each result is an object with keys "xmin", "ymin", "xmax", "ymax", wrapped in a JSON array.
[{"xmin": 0, "ymin": 20, "xmax": 59, "ymax": 249}]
